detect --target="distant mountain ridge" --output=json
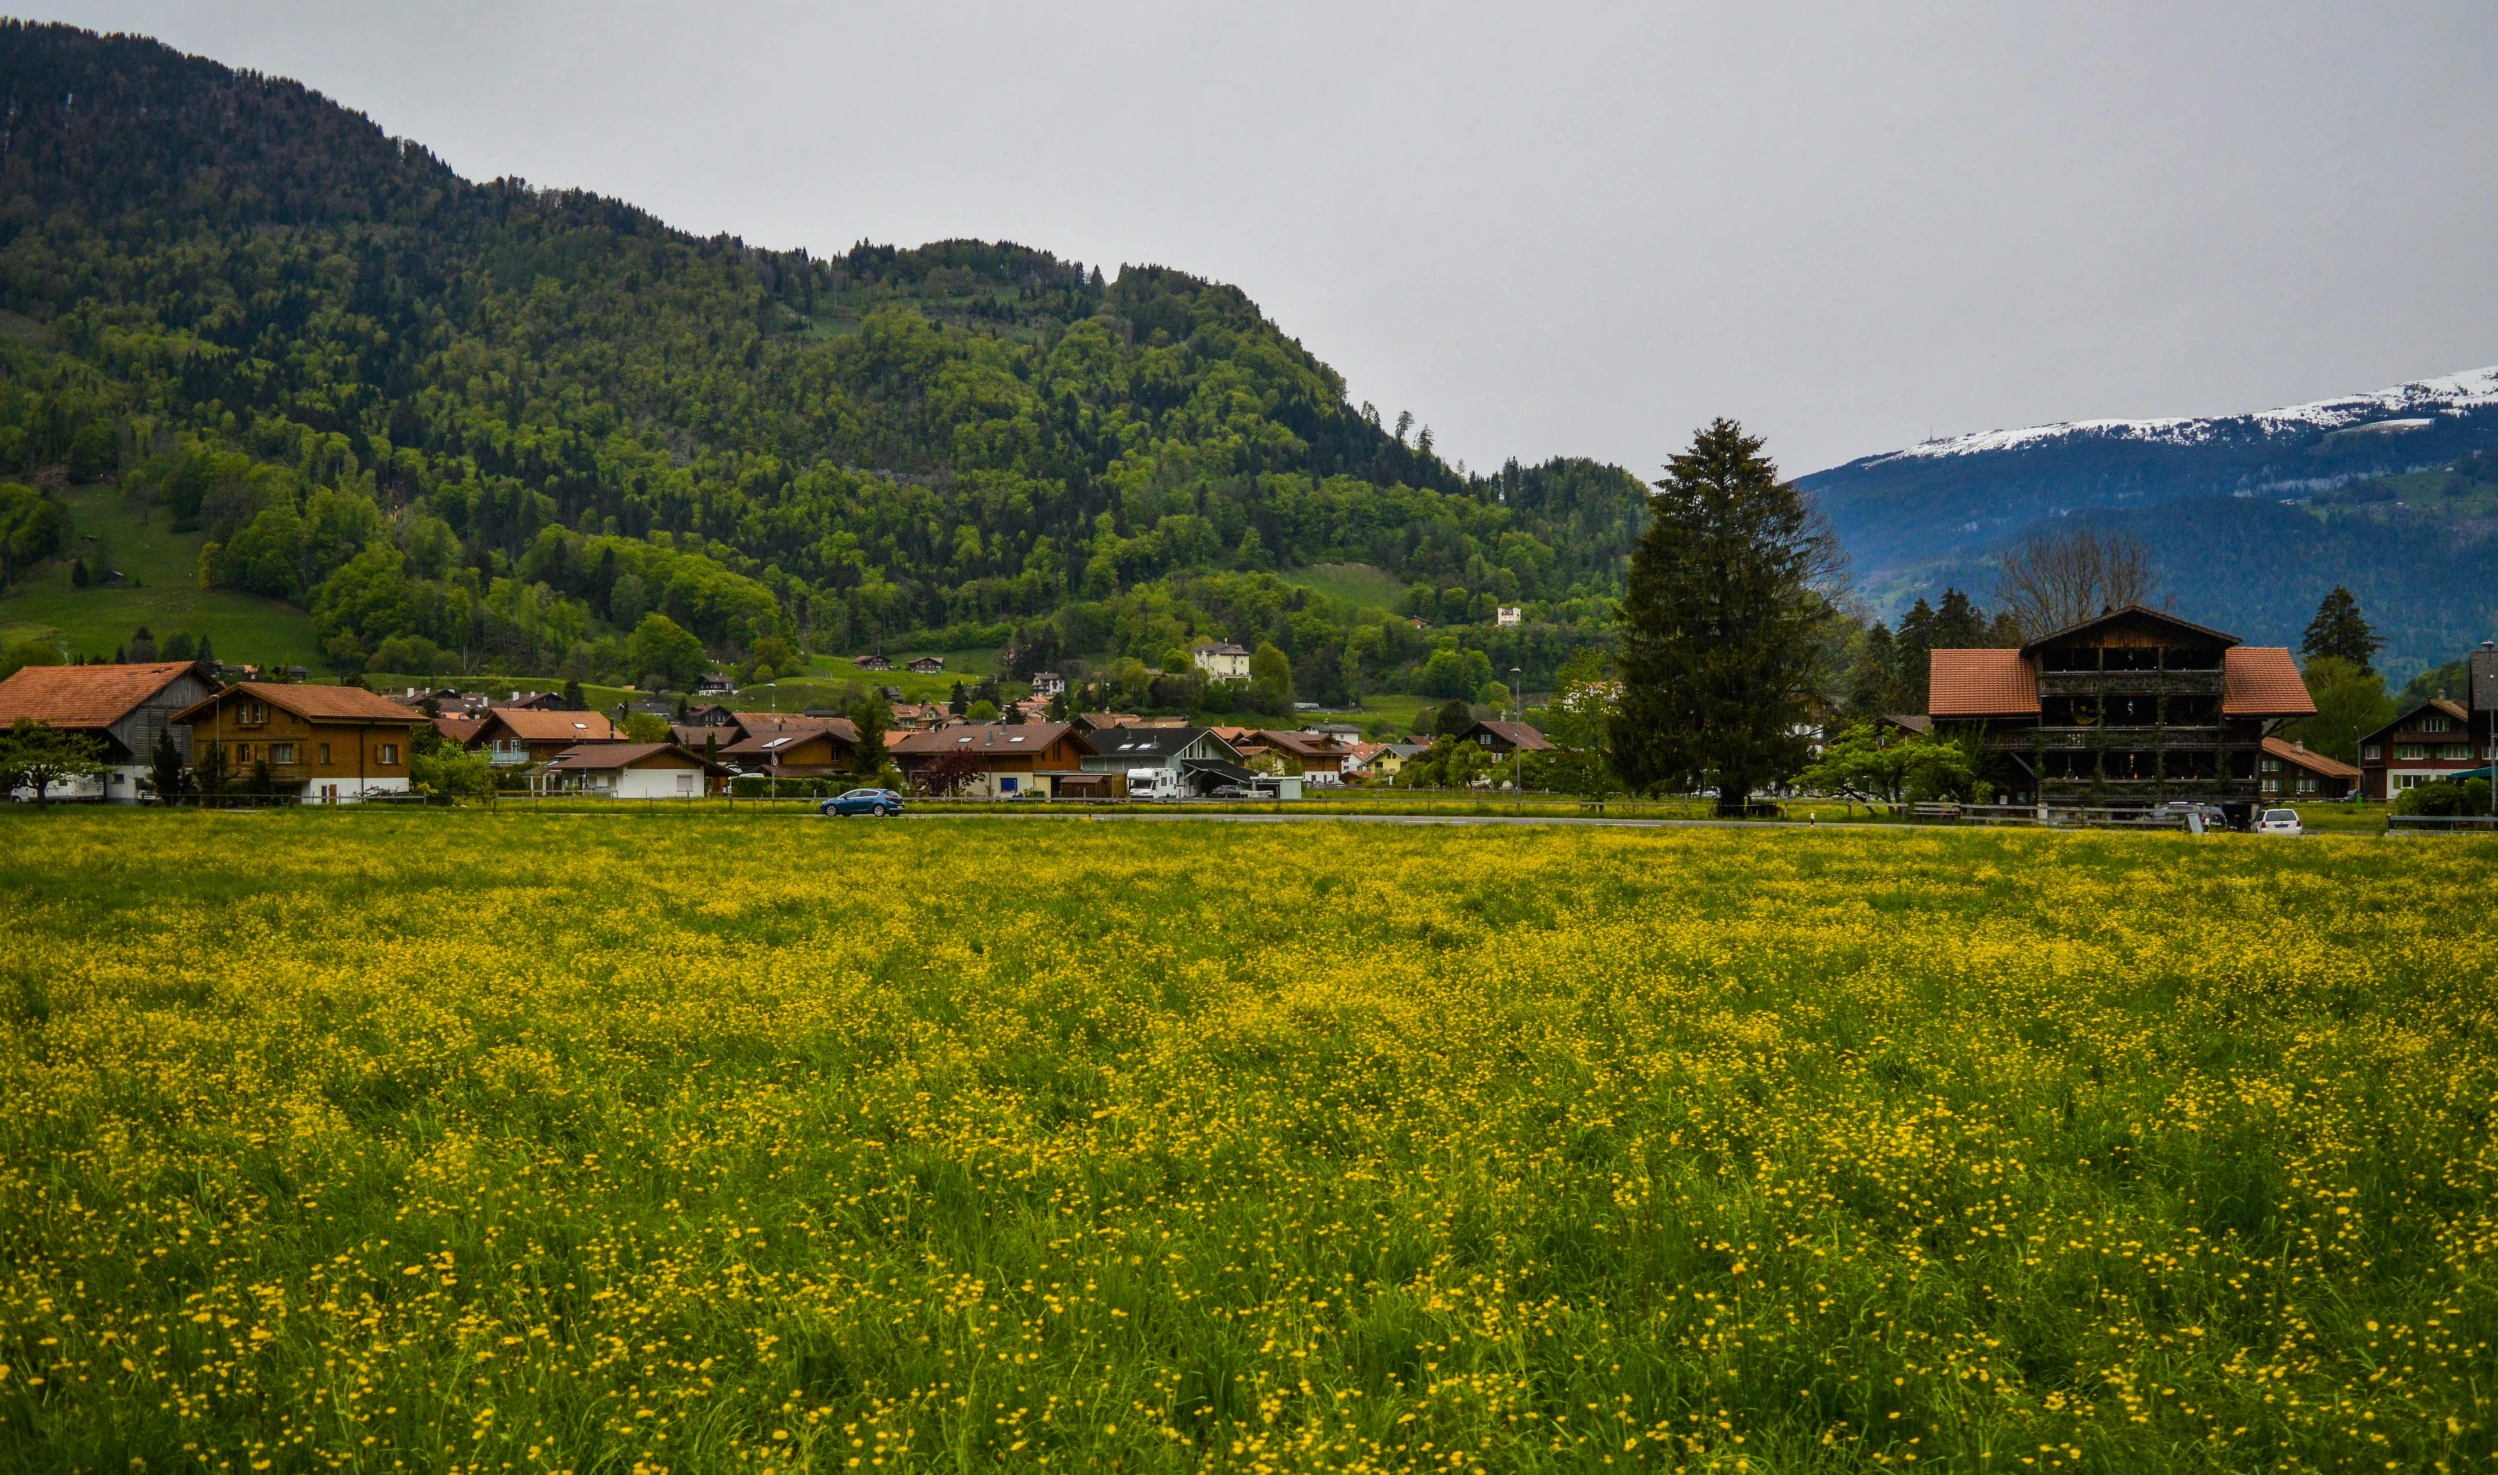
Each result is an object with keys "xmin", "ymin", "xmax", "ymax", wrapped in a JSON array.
[{"xmin": 1800, "ymin": 367, "xmax": 2498, "ymax": 677}]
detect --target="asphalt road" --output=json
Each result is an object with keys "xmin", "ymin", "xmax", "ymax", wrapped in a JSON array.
[{"xmin": 897, "ymin": 809, "xmax": 1914, "ymax": 831}]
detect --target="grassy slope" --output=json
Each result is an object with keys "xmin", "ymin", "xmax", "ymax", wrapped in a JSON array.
[
  {"xmin": 1278, "ymin": 560, "xmax": 1407, "ymax": 611},
  {"xmin": 2, "ymin": 815, "xmax": 2489, "ymax": 1471},
  {"xmin": 0, "ymin": 481, "xmax": 321, "ymax": 664}
]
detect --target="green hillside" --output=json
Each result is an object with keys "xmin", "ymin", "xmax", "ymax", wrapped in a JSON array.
[
  {"xmin": 0, "ymin": 481, "xmax": 320, "ymax": 666},
  {"xmin": 0, "ymin": 19, "xmax": 1645, "ymax": 707}
]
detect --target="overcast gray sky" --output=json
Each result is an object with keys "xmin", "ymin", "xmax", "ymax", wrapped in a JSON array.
[{"xmin": 29, "ymin": 2, "xmax": 2498, "ymax": 477}]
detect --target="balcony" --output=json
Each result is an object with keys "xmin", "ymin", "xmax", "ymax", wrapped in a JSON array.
[{"xmin": 486, "ymin": 746, "xmax": 534, "ymax": 767}]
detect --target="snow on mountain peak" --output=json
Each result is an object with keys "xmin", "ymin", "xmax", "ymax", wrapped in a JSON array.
[{"xmin": 1879, "ymin": 365, "xmax": 2498, "ymax": 462}]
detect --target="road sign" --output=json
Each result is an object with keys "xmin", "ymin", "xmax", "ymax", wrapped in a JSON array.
[{"xmin": 2473, "ymin": 648, "xmax": 2498, "ymax": 712}]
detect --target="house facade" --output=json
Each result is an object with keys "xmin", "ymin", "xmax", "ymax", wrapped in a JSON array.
[
  {"xmin": 2357, "ymin": 698, "xmax": 2491, "ymax": 801},
  {"xmin": 1927, "ymin": 606, "xmax": 2314, "ymax": 820},
  {"xmin": 1253, "ymin": 729, "xmax": 1351, "ymax": 782},
  {"xmin": 540, "ymin": 742, "xmax": 727, "ymax": 798},
  {"xmin": 174, "ymin": 683, "xmax": 425, "ymax": 802},
  {"xmin": 1452, "ymin": 719, "xmax": 1555, "ymax": 755},
  {"xmin": 0, "ymin": 660, "xmax": 222, "ymax": 802},
  {"xmin": 1078, "ymin": 725, "xmax": 1250, "ymax": 794},
  {"xmin": 2261, "ymin": 737, "xmax": 2360, "ymax": 802},
  {"xmin": 890, "ymin": 721, "xmax": 1090, "ymax": 797},
  {"xmin": 906, "ymin": 656, "xmax": 946, "ymax": 675},
  {"xmin": 467, "ymin": 708, "xmax": 621, "ymax": 769},
  {"xmin": 718, "ymin": 712, "xmax": 860, "ymax": 777},
  {"xmin": 1192, "ymin": 643, "xmax": 1252, "ymax": 681}
]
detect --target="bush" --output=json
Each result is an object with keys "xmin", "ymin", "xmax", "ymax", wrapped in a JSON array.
[{"xmin": 2394, "ymin": 778, "xmax": 2491, "ymax": 817}]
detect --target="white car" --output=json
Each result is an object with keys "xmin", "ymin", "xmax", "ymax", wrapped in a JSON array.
[{"xmin": 2255, "ymin": 807, "xmax": 2304, "ymax": 837}]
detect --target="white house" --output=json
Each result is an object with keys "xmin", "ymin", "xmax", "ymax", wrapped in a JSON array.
[
  {"xmin": 1495, "ymin": 606, "xmax": 1523, "ymax": 627},
  {"xmin": 540, "ymin": 742, "xmax": 725, "ymax": 798},
  {"xmin": 1192, "ymin": 642, "xmax": 1252, "ymax": 681}
]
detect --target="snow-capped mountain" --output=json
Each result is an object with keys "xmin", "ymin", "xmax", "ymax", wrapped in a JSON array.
[
  {"xmin": 1796, "ymin": 365, "xmax": 2498, "ymax": 675},
  {"xmin": 1877, "ymin": 366, "xmax": 2498, "ymax": 461}
]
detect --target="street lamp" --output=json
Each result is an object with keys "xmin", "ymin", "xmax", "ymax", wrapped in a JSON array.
[{"xmin": 1510, "ymin": 666, "xmax": 1524, "ymax": 812}]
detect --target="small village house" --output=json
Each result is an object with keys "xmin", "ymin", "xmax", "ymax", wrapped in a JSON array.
[
  {"xmin": 467, "ymin": 708, "xmax": 622, "ymax": 769},
  {"xmin": 2357, "ymin": 698, "xmax": 2491, "ymax": 801},
  {"xmin": 174, "ymin": 683, "xmax": 425, "ymax": 802},
  {"xmin": 540, "ymin": 743, "xmax": 728, "ymax": 798},
  {"xmin": 1191, "ymin": 642, "xmax": 1252, "ymax": 681},
  {"xmin": 2261, "ymin": 738, "xmax": 2360, "ymax": 801},
  {"xmin": 1030, "ymin": 671, "xmax": 1068, "ymax": 698},
  {"xmin": 1077, "ymin": 725, "xmax": 1251, "ymax": 795},
  {"xmin": 0, "ymin": 660, "xmax": 222, "ymax": 802},
  {"xmin": 1495, "ymin": 606, "xmax": 1523, "ymax": 627},
  {"xmin": 889, "ymin": 721, "xmax": 1090, "ymax": 797},
  {"xmin": 717, "ymin": 712, "xmax": 859, "ymax": 778},
  {"xmin": 1252, "ymin": 729, "xmax": 1352, "ymax": 783},
  {"xmin": 852, "ymin": 653, "xmax": 894, "ymax": 672},
  {"xmin": 1452, "ymin": 719, "xmax": 1555, "ymax": 755},
  {"xmin": 906, "ymin": 656, "xmax": 946, "ymax": 675}
]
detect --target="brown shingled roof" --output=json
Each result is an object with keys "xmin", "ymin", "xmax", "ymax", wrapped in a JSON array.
[
  {"xmin": 2221, "ymin": 648, "xmax": 2315, "ymax": 717},
  {"xmin": 2262, "ymin": 737, "xmax": 2360, "ymax": 780},
  {"xmin": 1927, "ymin": 649, "xmax": 2039, "ymax": 717},
  {"xmin": 477, "ymin": 708, "xmax": 620, "ymax": 742},
  {"xmin": 0, "ymin": 662, "xmax": 204, "ymax": 729},
  {"xmin": 174, "ymin": 681, "xmax": 423, "ymax": 725}
]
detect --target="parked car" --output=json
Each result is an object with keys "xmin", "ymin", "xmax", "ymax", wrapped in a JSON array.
[
  {"xmin": 2255, "ymin": 807, "xmax": 2304, "ymax": 837},
  {"xmin": 819, "ymin": 788, "xmax": 906, "ymax": 817},
  {"xmin": 2157, "ymin": 800, "xmax": 2232, "ymax": 834},
  {"xmin": 1208, "ymin": 783, "xmax": 1252, "ymax": 798}
]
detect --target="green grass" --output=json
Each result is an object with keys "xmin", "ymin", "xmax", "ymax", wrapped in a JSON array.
[
  {"xmin": 0, "ymin": 481, "xmax": 322, "ymax": 666},
  {"xmin": 3, "ymin": 814, "xmax": 2492, "ymax": 1471},
  {"xmin": 1279, "ymin": 560, "xmax": 1407, "ymax": 611}
]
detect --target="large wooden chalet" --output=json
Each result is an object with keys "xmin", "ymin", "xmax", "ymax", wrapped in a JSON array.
[
  {"xmin": 2356, "ymin": 698, "xmax": 2491, "ymax": 801},
  {"xmin": 1928, "ymin": 606, "xmax": 2313, "ymax": 820}
]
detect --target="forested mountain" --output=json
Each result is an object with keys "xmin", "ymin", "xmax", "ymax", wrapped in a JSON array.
[
  {"xmin": 1800, "ymin": 370, "xmax": 2498, "ymax": 676},
  {"xmin": 0, "ymin": 21, "xmax": 1646, "ymax": 698}
]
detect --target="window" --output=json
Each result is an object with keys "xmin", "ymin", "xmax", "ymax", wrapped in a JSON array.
[
  {"xmin": 378, "ymin": 744, "xmax": 400, "ymax": 766},
  {"xmin": 238, "ymin": 701, "xmax": 267, "ymax": 726},
  {"xmin": 2396, "ymin": 744, "xmax": 2427, "ymax": 761},
  {"xmin": 2439, "ymin": 745, "xmax": 2470, "ymax": 761},
  {"xmin": 234, "ymin": 742, "xmax": 252, "ymax": 764},
  {"xmin": 2419, "ymin": 715, "xmax": 2454, "ymax": 733},
  {"xmin": 2362, "ymin": 744, "xmax": 2382, "ymax": 761},
  {"xmin": 318, "ymin": 743, "xmax": 331, "ymax": 765},
  {"xmin": 271, "ymin": 744, "xmax": 297, "ymax": 765}
]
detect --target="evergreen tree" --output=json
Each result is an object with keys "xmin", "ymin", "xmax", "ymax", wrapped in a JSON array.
[
  {"xmin": 1847, "ymin": 623, "xmax": 1899, "ymax": 715},
  {"xmin": 1612, "ymin": 420, "xmax": 1833, "ymax": 814},
  {"xmin": 2300, "ymin": 586, "xmax": 2381, "ymax": 674},
  {"xmin": 561, "ymin": 677, "xmax": 585, "ymax": 709},
  {"xmin": 1893, "ymin": 598, "xmax": 1938, "ymax": 715},
  {"xmin": 70, "ymin": 556, "xmax": 89, "ymax": 589},
  {"xmin": 849, "ymin": 693, "xmax": 890, "ymax": 777},
  {"xmin": 1932, "ymin": 589, "xmax": 1987, "ymax": 649},
  {"xmin": 148, "ymin": 724, "xmax": 188, "ymax": 805}
]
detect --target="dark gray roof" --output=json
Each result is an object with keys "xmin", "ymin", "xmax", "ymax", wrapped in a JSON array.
[{"xmin": 1082, "ymin": 725, "xmax": 1230, "ymax": 759}]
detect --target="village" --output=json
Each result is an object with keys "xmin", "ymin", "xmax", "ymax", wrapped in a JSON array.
[{"xmin": 2, "ymin": 608, "xmax": 2489, "ymax": 822}]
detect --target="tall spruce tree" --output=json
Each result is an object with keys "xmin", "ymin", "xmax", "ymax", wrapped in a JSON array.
[
  {"xmin": 1893, "ymin": 598, "xmax": 1938, "ymax": 714},
  {"xmin": 1612, "ymin": 419, "xmax": 1833, "ymax": 814},
  {"xmin": 2301, "ymin": 586, "xmax": 2381, "ymax": 674}
]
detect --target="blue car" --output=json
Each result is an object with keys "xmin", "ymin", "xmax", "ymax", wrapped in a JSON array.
[{"xmin": 819, "ymin": 787, "xmax": 906, "ymax": 817}]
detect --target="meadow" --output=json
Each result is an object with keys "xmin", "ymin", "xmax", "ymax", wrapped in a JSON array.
[{"xmin": 0, "ymin": 815, "xmax": 2491, "ymax": 1473}]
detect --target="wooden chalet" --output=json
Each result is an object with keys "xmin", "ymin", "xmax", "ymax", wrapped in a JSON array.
[
  {"xmin": 1452, "ymin": 719, "xmax": 1556, "ymax": 755},
  {"xmin": 174, "ymin": 683, "xmax": 425, "ymax": 802},
  {"xmin": 2260, "ymin": 738, "xmax": 2360, "ymax": 802},
  {"xmin": 0, "ymin": 660, "xmax": 221, "ymax": 802},
  {"xmin": 2356, "ymin": 698, "xmax": 2490, "ymax": 801},
  {"xmin": 889, "ymin": 721, "xmax": 1089, "ymax": 797},
  {"xmin": 1927, "ymin": 605, "xmax": 2313, "ymax": 821},
  {"xmin": 717, "ymin": 712, "xmax": 860, "ymax": 777},
  {"xmin": 467, "ymin": 708, "xmax": 621, "ymax": 769}
]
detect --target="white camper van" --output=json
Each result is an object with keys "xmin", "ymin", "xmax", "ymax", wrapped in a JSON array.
[{"xmin": 1126, "ymin": 767, "xmax": 1187, "ymax": 800}]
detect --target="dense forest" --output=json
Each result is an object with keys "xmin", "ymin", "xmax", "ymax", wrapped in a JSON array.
[{"xmin": 0, "ymin": 21, "xmax": 1648, "ymax": 696}]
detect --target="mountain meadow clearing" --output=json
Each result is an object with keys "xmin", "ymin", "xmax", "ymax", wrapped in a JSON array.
[{"xmin": 1, "ymin": 814, "xmax": 2492, "ymax": 1474}]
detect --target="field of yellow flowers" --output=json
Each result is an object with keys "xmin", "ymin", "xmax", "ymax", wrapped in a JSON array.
[{"xmin": 1, "ymin": 813, "xmax": 2492, "ymax": 1473}]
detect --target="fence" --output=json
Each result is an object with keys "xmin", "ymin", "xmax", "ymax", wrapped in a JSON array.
[
  {"xmin": 2386, "ymin": 814, "xmax": 2498, "ymax": 834},
  {"xmin": 1909, "ymin": 802, "xmax": 2195, "ymax": 830}
]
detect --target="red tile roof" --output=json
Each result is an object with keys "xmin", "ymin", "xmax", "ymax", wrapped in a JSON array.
[
  {"xmin": 2262, "ymin": 737, "xmax": 2360, "ymax": 779},
  {"xmin": 2221, "ymin": 648, "xmax": 2315, "ymax": 717},
  {"xmin": 889, "ymin": 721, "xmax": 1075, "ymax": 758},
  {"xmin": 1468, "ymin": 720, "xmax": 1556, "ymax": 751},
  {"xmin": 1927, "ymin": 649, "xmax": 2039, "ymax": 717},
  {"xmin": 730, "ymin": 712, "xmax": 859, "ymax": 743},
  {"xmin": 0, "ymin": 662, "xmax": 204, "ymax": 729}
]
